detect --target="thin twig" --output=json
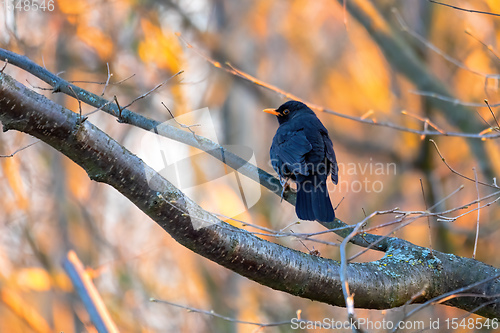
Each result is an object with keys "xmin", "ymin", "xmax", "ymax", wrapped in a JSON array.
[
  {"xmin": 68, "ymin": 86, "xmax": 87, "ymax": 123},
  {"xmin": 431, "ymin": 185, "xmax": 464, "ymax": 211},
  {"xmin": 83, "ymin": 99, "xmax": 115, "ymax": 117},
  {"xmin": 475, "ymin": 108, "xmax": 495, "ymax": 129},
  {"xmin": 420, "ymin": 179, "xmax": 433, "ymax": 254},
  {"xmin": 465, "ymin": 29, "xmax": 500, "ymax": 61},
  {"xmin": 101, "ymin": 62, "xmax": 112, "ymax": 96},
  {"xmin": 429, "ymin": 0, "xmax": 500, "ymax": 17},
  {"xmin": 121, "ymin": 70, "xmax": 184, "ymax": 110},
  {"xmin": 472, "ymin": 168, "xmax": 480, "ymax": 259},
  {"xmin": 212, "ymin": 212, "xmax": 344, "ymax": 243},
  {"xmin": 290, "ymin": 230, "xmax": 320, "ymax": 256},
  {"xmin": 410, "ymin": 90, "xmax": 500, "ymax": 108},
  {"xmin": 401, "ymin": 110, "xmax": 445, "ymax": 140},
  {"xmin": 485, "ymin": 99, "xmax": 500, "ymax": 129},
  {"xmin": 69, "ymin": 73, "xmax": 135, "ymax": 86},
  {"xmin": 112, "ymin": 73, "xmax": 136, "ymax": 85},
  {"xmin": 429, "ymin": 139, "xmax": 499, "ymax": 189},
  {"xmin": 340, "ymin": 214, "xmax": 373, "ymax": 331},
  {"xmin": 150, "ymin": 298, "xmax": 293, "ymax": 328},
  {"xmin": 0, "ymin": 59, "xmax": 7, "ymax": 73},
  {"xmin": 0, "ymin": 141, "xmax": 39, "ymax": 158},
  {"xmin": 161, "ymin": 102, "xmax": 201, "ymax": 138},
  {"xmin": 26, "ymin": 80, "xmax": 53, "ymax": 91},
  {"xmin": 400, "ymin": 286, "xmax": 428, "ymax": 322},
  {"xmin": 113, "ymin": 95, "xmax": 123, "ymax": 120}
]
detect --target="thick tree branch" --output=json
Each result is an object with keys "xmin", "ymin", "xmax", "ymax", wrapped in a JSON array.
[{"xmin": 1, "ymin": 72, "xmax": 500, "ymax": 317}]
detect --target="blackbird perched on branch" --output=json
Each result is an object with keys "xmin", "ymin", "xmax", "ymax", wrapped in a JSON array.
[{"xmin": 264, "ymin": 101, "xmax": 338, "ymax": 222}]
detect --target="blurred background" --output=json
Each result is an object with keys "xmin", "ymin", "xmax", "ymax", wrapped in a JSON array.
[{"xmin": 1, "ymin": 0, "xmax": 500, "ymax": 332}]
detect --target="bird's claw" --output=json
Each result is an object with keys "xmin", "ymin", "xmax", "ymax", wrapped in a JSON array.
[{"xmin": 280, "ymin": 178, "xmax": 289, "ymax": 202}]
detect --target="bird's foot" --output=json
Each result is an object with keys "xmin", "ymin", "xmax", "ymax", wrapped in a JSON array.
[{"xmin": 280, "ymin": 178, "xmax": 290, "ymax": 202}]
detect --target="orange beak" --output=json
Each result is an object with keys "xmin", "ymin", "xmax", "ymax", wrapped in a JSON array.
[{"xmin": 263, "ymin": 108, "xmax": 280, "ymax": 116}]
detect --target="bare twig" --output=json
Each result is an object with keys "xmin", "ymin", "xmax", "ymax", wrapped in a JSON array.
[
  {"xmin": 401, "ymin": 110, "xmax": 445, "ymax": 140},
  {"xmin": 0, "ymin": 59, "xmax": 7, "ymax": 73},
  {"xmin": 161, "ymin": 102, "xmax": 201, "ymax": 137},
  {"xmin": 0, "ymin": 141, "xmax": 39, "ymax": 158},
  {"xmin": 399, "ymin": 286, "xmax": 428, "ymax": 325},
  {"xmin": 101, "ymin": 62, "xmax": 112, "ymax": 96},
  {"xmin": 150, "ymin": 298, "xmax": 293, "ymax": 328},
  {"xmin": 26, "ymin": 80, "xmax": 53, "ymax": 91},
  {"xmin": 334, "ymin": 196, "xmax": 345, "ymax": 211},
  {"xmin": 113, "ymin": 95, "xmax": 123, "ymax": 120},
  {"xmin": 339, "ymin": 214, "xmax": 374, "ymax": 332},
  {"xmin": 83, "ymin": 99, "xmax": 115, "ymax": 117},
  {"xmin": 290, "ymin": 230, "xmax": 321, "ymax": 256},
  {"xmin": 67, "ymin": 86, "xmax": 87, "ymax": 124},
  {"xmin": 212, "ymin": 212, "xmax": 344, "ymax": 244},
  {"xmin": 111, "ymin": 73, "xmax": 136, "ymax": 85},
  {"xmin": 444, "ymin": 195, "xmax": 500, "ymax": 222},
  {"xmin": 465, "ymin": 29, "xmax": 500, "ymax": 61},
  {"xmin": 432, "ymin": 185, "xmax": 464, "ymax": 210},
  {"xmin": 485, "ymin": 99, "xmax": 500, "ymax": 129},
  {"xmin": 429, "ymin": 0, "xmax": 500, "ymax": 17},
  {"xmin": 121, "ymin": 70, "xmax": 184, "ymax": 110},
  {"xmin": 476, "ymin": 108, "xmax": 495, "ymax": 129},
  {"xmin": 410, "ymin": 90, "xmax": 500, "ymax": 108},
  {"xmin": 475, "ymin": 100, "xmax": 500, "ymax": 140},
  {"xmin": 429, "ymin": 139, "xmax": 499, "ymax": 189},
  {"xmin": 420, "ymin": 179, "xmax": 433, "ymax": 254},
  {"xmin": 472, "ymin": 168, "xmax": 480, "ymax": 259},
  {"xmin": 69, "ymin": 73, "xmax": 135, "ymax": 86}
]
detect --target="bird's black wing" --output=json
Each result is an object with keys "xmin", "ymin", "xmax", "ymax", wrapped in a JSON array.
[
  {"xmin": 323, "ymin": 134, "xmax": 338, "ymax": 184},
  {"xmin": 271, "ymin": 128, "xmax": 312, "ymax": 177},
  {"xmin": 304, "ymin": 117, "xmax": 338, "ymax": 185}
]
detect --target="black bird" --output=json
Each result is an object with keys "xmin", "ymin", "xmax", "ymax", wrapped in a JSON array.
[{"xmin": 264, "ymin": 100, "xmax": 338, "ymax": 222}]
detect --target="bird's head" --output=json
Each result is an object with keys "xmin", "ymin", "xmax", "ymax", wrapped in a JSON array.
[{"xmin": 263, "ymin": 100, "xmax": 314, "ymax": 125}]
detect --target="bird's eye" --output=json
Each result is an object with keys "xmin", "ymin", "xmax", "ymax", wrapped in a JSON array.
[{"xmin": 283, "ymin": 109, "xmax": 290, "ymax": 115}]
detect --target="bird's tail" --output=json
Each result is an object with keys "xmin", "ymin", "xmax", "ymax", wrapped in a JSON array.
[{"xmin": 296, "ymin": 177, "xmax": 335, "ymax": 222}]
